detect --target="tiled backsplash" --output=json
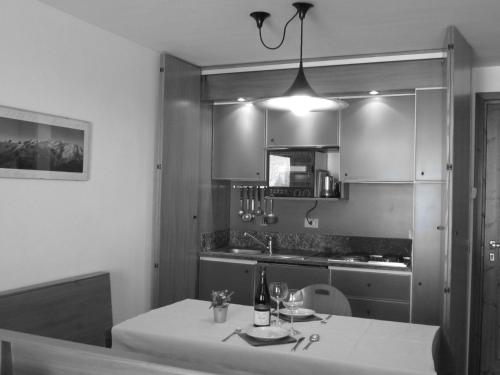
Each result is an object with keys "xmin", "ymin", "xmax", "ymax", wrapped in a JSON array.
[{"xmin": 201, "ymin": 230, "xmax": 411, "ymax": 257}]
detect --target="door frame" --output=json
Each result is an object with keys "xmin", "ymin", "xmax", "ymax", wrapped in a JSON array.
[{"xmin": 469, "ymin": 92, "xmax": 500, "ymax": 374}]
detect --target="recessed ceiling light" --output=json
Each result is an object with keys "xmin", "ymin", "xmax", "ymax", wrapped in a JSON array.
[
  {"xmin": 369, "ymin": 90, "xmax": 379, "ymax": 95},
  {"xmin": 237, "ymin": 97, "xmax": 246, "ymax": 102}
]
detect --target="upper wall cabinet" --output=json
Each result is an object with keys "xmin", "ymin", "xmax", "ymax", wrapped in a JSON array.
[
  {"xmin": 340, "ymin": 95, "xmax": 415, "ymax": 182},
  {"xmin": 415, "ymin": 88, "xmax": 446, "ymax": 181},
  {"xmin": 212, "ymin": 104, "xmax": 266, "ymax": 181},
  {"xmin": 267, "ymin": 110, "xmax": 339, "ymax": 147}
]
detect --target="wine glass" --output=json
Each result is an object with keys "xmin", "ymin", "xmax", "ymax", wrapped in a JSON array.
[
  {"xmin": 269, "ymin": 282, "xmax": 288, "ymax": 325},
  {"xmin": 282, "ymin": 289, "xmax": 303, "ymax": 335}
]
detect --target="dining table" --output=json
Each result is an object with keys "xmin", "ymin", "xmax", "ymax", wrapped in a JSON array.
[{"xmin": 111, "ymin": 299, "xmax": 440, "ymax": 375}]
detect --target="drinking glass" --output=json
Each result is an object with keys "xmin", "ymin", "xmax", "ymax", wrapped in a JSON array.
[
  {"xmin": 282, "ymin": 289, "xmax": 303, "ymax": 335},
  {"xmin": 269, "ymin": 282, "xmax": 288, "ymax": 325}
]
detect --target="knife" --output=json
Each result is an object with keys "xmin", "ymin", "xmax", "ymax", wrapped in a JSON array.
[
  {"xmin": 291, "ymin": 336, "xmax": 305, "ymax": 351},
  {"xmin": 320, "ymin": 314, "xmax": 333, "ymax": 324}
]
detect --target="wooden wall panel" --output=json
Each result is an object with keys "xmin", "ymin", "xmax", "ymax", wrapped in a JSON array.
[
  {"xmin": 0, "ymin": 272, "xmax": 112, "ymax": 347},
  {"xmin": 442, "ymin": 26, "xmax": 473, "ymax": 375},
  {"xmin": 158, "ymin": 54, "xmax": 201, "ymax": 306},
  {"xmin": 202, "ymin": 59, "xmax": 445, "ymax": 101}
]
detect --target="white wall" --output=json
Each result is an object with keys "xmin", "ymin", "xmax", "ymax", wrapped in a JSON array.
[
  {"xmin": 473, "ymin": 66, "xmax": 500, "ymax": 92},
  {"xmin": 0, "ymin": 0, "xmax": 160, "ymax": 323}
]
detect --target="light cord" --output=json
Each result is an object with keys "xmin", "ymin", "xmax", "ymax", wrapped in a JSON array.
[{"xmin": 258, "ymin": 10, "xmax": 299, "ymax": 50}]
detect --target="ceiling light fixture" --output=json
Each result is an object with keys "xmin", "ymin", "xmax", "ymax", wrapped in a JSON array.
[
  {"xmin": 369, "ymin": 90, "xmax": 379, "ymax": 95},
  {"xmin": 250, "ymin": 2, "xmax": 348, "ymax": 116}
]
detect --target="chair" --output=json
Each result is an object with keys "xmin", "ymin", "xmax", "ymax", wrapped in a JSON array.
[{"xmin": 300, "ymin": 284, "xmax": 352, "ymax": 316}]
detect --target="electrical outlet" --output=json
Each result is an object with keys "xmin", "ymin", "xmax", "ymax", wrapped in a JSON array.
[{"xmin": 304, "ymin": 218, "xmax": 318, "ymax": 228}]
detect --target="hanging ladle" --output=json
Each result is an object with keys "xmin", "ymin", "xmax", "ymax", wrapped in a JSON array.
[
  {"xmin": 264, "ymin": 188, "xmax": 278, "ymax": 224},
  {"xmin": 241, "ymin": 187, "xmax": 253, "ymax": 222},
  {"xmin": 237, "ymin": 188, "xmax": 245, "ymax": 217},
  {"xmin": 254, "ymin": 186, "xmax": 263, "ymax": 216}
]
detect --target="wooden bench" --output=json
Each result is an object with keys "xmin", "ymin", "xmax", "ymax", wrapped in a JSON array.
[
  {"xmin": 0, "ymin": 329, "xmax": 226, "ymax": 375},
  {"xmin": 0, "ymin": 272, "xmax": 112, "ymax": 347}
]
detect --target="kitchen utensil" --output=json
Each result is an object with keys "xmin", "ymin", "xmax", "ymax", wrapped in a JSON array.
[
  {"xmin": 303, "ymin": 334, "xmax": 320, "ymax": 350},
  {"xmin": 241, "ymin": 187, "xmax": 253, "ymax": 222},
  {"xmin": 250, "ymin": 187, "xmax": 256, "ymax": 218},
  {"xmin": 254, "ymin": 186, "xmax": 263, "ymax": 216},
  {"xmin": 320, "ymin": 314, "xmax": 332, "ymax": 324},
  {"xmin": 237, "ymin": 188, "xmax": 245, "ymax": 217},
  {"xmin": 320, "ymin": 175, "xmax": 333, "ymax": 198},
  {"xmin": 291, "ymin": 336, "xmax": 305, "ymax": 351},
  {"xmin": 264, "ymin": 191, "xmax": 278, "ymax": 224},
  {"xmin": 221, "ymin": 328, "xmax": 242, "ymax": 342}
]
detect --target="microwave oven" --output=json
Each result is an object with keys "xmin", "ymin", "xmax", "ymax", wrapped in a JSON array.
[{"xmin": 267, "ymin": 149, "xmax": 327, "ymax": 198}]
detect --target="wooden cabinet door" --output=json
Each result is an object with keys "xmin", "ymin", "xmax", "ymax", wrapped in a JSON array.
[
  {"xmin": 415, "ymin": 88, "xmax": 446, "ymax": 181},
  {"xmin": 348, "ymin": 298, "xmax": 410, "ymax": 322},
  {"xmin": 340, "ymin": 95, "xmax": 415, "ymax": 182},
  {"xmin": 267, "ymin": 110, "xmax": 339, "ymax": 147},
  {"xmin": 262, "ymin": 263, "xmax": 329, "ymax": 290},
  {"xmin": 412, "ymin": 183, "xmax": 443, "ymax": 325},
  {"xmin": 331, "ymin": 268, "xmax": 411, "ymax": 301},
  {"xmin": 198, "ymin": 258, "xmax": 256, "ymax": 306},
  {"xmin": 212, "ymin": 104, "xmax": 266, "ymax": 181}
]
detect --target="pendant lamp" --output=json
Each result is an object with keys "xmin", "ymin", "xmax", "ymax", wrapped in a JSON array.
[{"xmin": 250, "ymin": 2, "xmax": 347, "ymax": 116}]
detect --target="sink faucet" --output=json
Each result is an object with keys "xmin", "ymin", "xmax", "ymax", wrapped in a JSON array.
[{"xmin": 243, "ymin": 232, "xmax": 273, "ymax": 255}]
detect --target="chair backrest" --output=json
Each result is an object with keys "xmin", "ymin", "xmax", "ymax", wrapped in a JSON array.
[{"xmin": 300, "ymin": 284, "xmax": 352, "ymax": 316}]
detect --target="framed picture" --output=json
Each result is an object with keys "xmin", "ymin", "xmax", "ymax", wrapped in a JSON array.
[{"xmin": 0, "ymin": 105, "xmax": 90, "ymax": 180}]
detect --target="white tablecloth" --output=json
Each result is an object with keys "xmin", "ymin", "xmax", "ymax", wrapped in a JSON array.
[{"xmin": 112, "ymin": 299, "xmax": 439, "ymax": 375}]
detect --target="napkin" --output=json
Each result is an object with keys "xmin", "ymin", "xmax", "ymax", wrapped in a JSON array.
[
  {"xmin": 238, "ymin": 333, "xmax": 297, "ymax": 347},
  {"xmin": 273, "ymin": 313, "xmax": 322, "ymax": 323}
]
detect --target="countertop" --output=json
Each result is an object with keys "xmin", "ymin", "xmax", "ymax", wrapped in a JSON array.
[{"xmin": 200, "ymin": 247, "xmax": 412, "ymax": 272}]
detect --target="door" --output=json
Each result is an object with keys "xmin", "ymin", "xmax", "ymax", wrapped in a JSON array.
[{"xmin": 477, "ymin": 99, "xmax": 500, "ymax": 374}]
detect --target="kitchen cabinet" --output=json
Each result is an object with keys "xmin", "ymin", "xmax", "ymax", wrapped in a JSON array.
[
  {"xmin": 267, "ymin": 110, "xmax": 339, "ymax": 147},
  {"xmin": 330, "ymin": 267, "xmax": 411, "ymax": 322},
  {"xmin": 212, "ymin": 104, "xmax": 266, "ymax": 181},
  {"xmin": 412, "ymin": 183, "xmax": 444, "ymax": 325},
  {"xmin": 415, "ymin": 88, "xmax": 446, "ymax": 181},
  {"xmin": 260, "ymin": 262, "xmax": 329, "ymax": 290},
  {"xmin": 340, "ymin": 95, "xmax": 415, "ymax": 182},
  {"xmin": 198, "ymin": 257, "xmax": 256, "ymax": 306}
]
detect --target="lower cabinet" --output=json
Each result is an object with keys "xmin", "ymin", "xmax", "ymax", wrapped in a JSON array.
[
  {"xmin": 330, "ymin": 267, "xmax": 411, "ymax": 322},
  {"xmin": 198, "ymin": 257, "xmax": 256, "ymax": 306},
  {"xmin": 261, "ymin": 262, "xmax": 330, "ymax": 290}
]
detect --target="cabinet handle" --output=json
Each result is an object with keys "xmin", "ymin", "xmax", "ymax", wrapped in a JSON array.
[
  {"xmin": 418, "ymin": 282, "xmax": 422, "ymax": 286},
  {"xmin": 366, "ymin": 309, "xmax": 371, "ymax": 315},
  {"xmin": 420, "ymin": 171, "xmax": 425, "ymax": 176},
  {"xmin": 366, "ymin": 283, "xmax": 371, "ymax": 287},
  {"xmin": 270, "ymin": 138, "xmax": 275, "ymax": 143},
  {"xmin": 256, "ymin": 172, "xmax": 260, "ymax": 176},
  {"xmin": 244, "ymin": 270, "xmax": 249, "ymax": 274},
  {"xmin": 344, "ymin": 172, "xmax": 348, "ymax": 177}
]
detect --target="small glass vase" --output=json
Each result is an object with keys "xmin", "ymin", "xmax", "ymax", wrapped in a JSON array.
[{"xmin": 213, "ymin": 305, "xmax": 229, "ymax": 323}]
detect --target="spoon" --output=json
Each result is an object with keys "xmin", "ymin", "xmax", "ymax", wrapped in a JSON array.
[
  {"xmin": 221, "ymin": 327, "xmax": 241, "ymax": 342},
  {"xmin": 303, "ymin": 334, "xmax": 320, "ymax": 350}
]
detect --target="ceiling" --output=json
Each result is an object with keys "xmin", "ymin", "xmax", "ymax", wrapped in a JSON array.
[{"xmin": 38, "ymin": 0, "xmax": 500, "ymax": 68}]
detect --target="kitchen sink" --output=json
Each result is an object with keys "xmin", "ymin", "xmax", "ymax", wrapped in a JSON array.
[
  {"xmin": 267, "ymin": 254, "xmax": 304, "ymax": 260},
  {"xmin": 223, "ymin": 248, "xmax": 263, "ymax": 255}
]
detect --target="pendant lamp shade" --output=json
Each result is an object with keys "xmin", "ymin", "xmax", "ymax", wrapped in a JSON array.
[
  {"xmin": 261, "ymin": 65, "xmax": 348, "ymax": 116},
  {"xmin": 251, "ymin": 2, "xmax": 348, "ymax": 116}
]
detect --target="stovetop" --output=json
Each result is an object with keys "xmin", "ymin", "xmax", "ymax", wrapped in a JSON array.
[{"xmin": 328, "ymin": 253, "xmax": 411, "ymax": 268}]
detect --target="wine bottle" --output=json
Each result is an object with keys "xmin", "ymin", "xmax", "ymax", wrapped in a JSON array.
[{"xmin": 254, "ymin": 266, "xmax": 271, "ymax": 327}]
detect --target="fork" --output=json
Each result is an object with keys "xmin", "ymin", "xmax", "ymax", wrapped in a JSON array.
[
  {"xmin": 320, "ymin": 314, "xmax": 332, "ymax": 324},
  {"xmin": 221, "ymin": 328, "xmax": 241, "ymax": 342}
]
